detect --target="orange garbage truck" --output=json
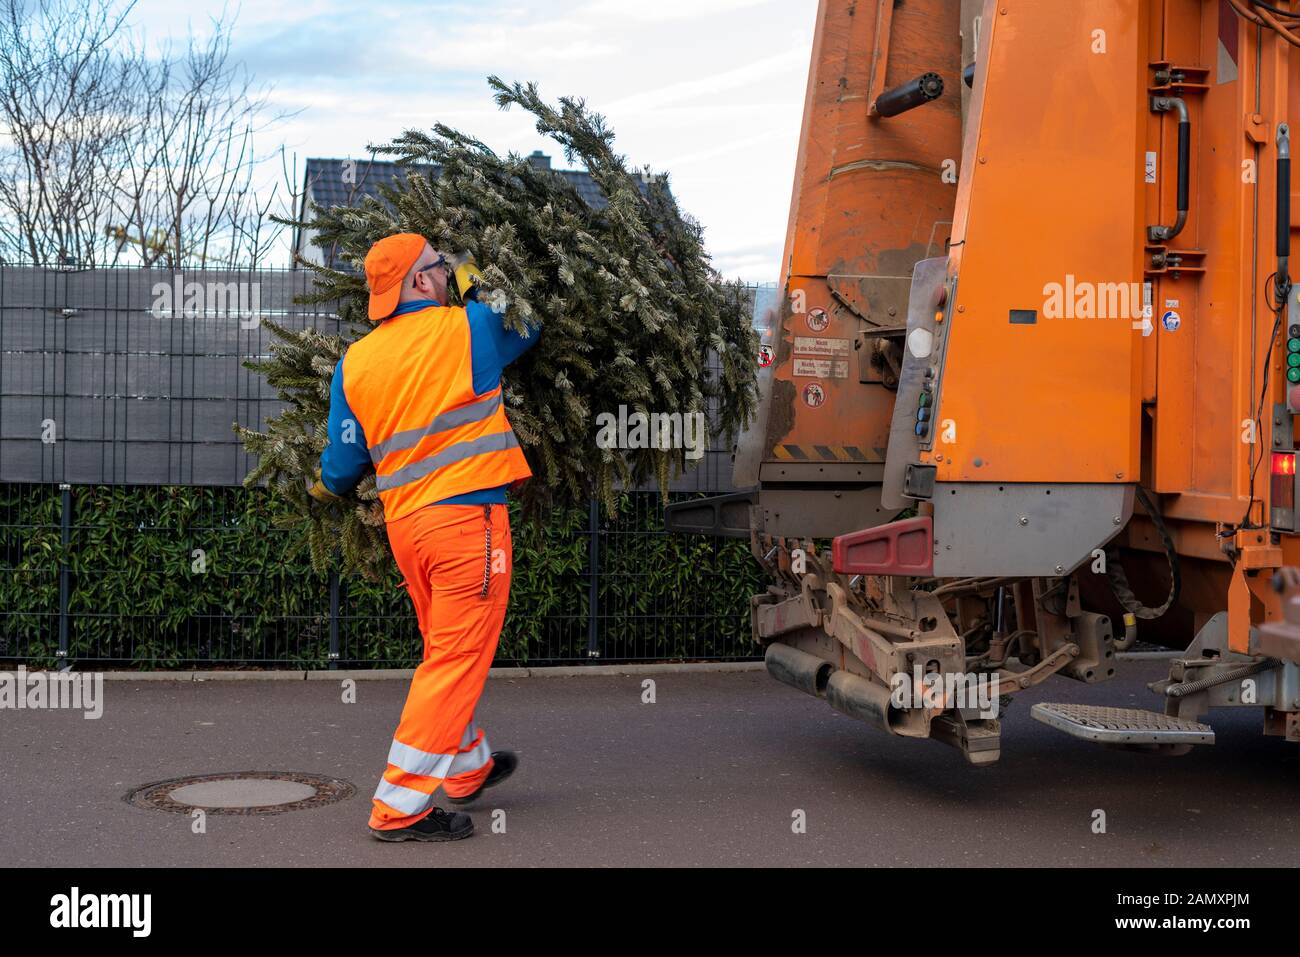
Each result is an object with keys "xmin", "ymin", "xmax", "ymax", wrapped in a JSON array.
[{"xmin": 669, "ymin": 0, "xmax": 1300, "ymax": 763}]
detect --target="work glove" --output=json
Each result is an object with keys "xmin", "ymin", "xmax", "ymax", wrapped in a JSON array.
[
  {"xmin": 449, "ymin": 252, "xmax": 483, "ymax": 303},
  {"xmin": 307, "ymin": 471, "xmax": 344, "ymax": 505}
]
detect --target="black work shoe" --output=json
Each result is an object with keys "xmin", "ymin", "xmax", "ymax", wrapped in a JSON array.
[
  {"xmin": 448, "ymin": 751, "xmax": 518, "ymax": 806},
  {"xmin": 368, "ymin": 806, "xmax": 473, "ymax": 842}
]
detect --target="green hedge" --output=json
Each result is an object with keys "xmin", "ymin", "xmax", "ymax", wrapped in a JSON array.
[{"xmin": 0, "ymin": 484, "xmax": 760, "ymax": 668}]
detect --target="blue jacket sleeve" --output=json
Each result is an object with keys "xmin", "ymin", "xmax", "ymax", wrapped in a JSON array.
[
  {"xmin": 320, "ymin": 358, "xmax": 371, "ymax": 495},
  {"xmin": 467, "ymin": 299, "xmax": 541, "ymax": 396}
]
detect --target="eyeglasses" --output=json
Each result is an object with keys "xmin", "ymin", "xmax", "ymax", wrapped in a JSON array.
[{"xmin": 412, "ymin": 254, "xmax": 447, "ymax": 287}]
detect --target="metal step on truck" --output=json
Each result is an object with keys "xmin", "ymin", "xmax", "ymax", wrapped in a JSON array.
[{"xmin": 669, "ymin": 0, "xmax": 1300, "ymax": 764}]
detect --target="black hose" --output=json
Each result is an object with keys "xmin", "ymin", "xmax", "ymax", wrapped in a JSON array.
[
  {"xmin": 1248, "ymin": 0, "xmax": 1300, "ymax": 21},
  {"xmin": 1105, "ymin": 486, "xmax": 1181, "ymax": 620}
]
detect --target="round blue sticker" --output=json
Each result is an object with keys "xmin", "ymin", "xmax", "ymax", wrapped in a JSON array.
[{"xmin": 1161, "ymin": 310, "xmax": 1181, "ymax": 332}]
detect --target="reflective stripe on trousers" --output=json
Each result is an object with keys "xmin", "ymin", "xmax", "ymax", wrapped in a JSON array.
[{"xmin": 372, "ymin": 714, "xmax": 494, "ymax": 817}]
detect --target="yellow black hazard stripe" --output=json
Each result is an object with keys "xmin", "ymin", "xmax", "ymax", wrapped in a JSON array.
[{"xmin": 772, "ymin": 444, "xmax": 876, "ymax": 462}]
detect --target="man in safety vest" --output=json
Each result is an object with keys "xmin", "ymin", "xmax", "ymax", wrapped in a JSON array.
[{"xmin": 310, "ymin": 232, "xmax": 538, "ymax": 842}]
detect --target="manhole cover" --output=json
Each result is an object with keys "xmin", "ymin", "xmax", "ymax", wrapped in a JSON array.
[
  {"xmin": 125, "ymin": 771, "xmax": 355, "ymax": 816},
  {"xmin": 169, "ymin": 779, "xmax": 317, "ymax": 808}
]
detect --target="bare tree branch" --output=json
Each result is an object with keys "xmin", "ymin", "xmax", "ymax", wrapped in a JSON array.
[{"xmin": 0, "ymin": 0, "xmax": 294, "ymax": 267}]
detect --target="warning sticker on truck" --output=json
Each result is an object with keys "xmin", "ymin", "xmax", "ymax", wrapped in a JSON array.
[
  {"xmin": 792, "ymin": 336, "xmax": 850, "ymax": 378},
  {"xmin": 793, "ymin": 358, "xmax": 849, "ymax": 378},
  {"xmin": 793, "ymin": 336, "xmax": 851, "ymax": 356}
]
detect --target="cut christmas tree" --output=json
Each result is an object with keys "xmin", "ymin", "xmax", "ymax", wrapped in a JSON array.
[{"xmin": 237, "ymin": 77, "xmax": 759, "ymax": 579}]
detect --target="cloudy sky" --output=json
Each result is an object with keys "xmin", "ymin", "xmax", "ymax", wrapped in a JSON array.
[{"xmin": 126, "ymin": 0, "xmax": 816, "ymax": 281}]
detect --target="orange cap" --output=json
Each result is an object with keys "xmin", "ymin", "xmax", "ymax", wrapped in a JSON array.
[{"xmin": 364, "ymin": 233, "xmax": 427, "ymax": 321}]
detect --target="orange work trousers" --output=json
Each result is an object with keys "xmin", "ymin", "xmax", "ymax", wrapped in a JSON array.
[{"xmin": 369, "ymin": 502, "xmax": 511, "ymax": 830}]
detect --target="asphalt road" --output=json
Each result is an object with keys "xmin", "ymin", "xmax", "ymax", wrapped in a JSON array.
[{"xmin": 2, "ymin": 660, "xmax": 1298, "ymax": 867}]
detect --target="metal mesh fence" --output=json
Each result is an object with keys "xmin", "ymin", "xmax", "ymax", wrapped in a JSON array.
[{"xmin": 0, "ymin": 483, "xmax": 761, "ymax": 668}]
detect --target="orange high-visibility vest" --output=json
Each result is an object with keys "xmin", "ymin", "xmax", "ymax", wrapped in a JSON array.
[{"xmin": 341, "ymin": 304, "xmax": 531, "ymax": 522}]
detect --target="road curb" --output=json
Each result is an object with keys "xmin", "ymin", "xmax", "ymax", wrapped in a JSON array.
[
  {"xmin": 489, "ymin": 661, "xmax": 766, "ymax": 679},
  {"xmin": 61, "ymin": 656, "xmax": 1180, "ymax": 681},
  {"xmin": 89, "ymin": 661, "xmax": 766, "ymax": 681}
]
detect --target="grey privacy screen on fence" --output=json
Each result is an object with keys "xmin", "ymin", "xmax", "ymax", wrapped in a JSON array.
[
  {"xmin": 0, "ymin": 264, "xmax": 759, "ymax": 667},
  {"xmin": 0, "ymin": 266, "xmax": 337, "ymax": 486},
  {"xmin": 0, "ymin": 264, "xmax": 742, "ymax": 492}
]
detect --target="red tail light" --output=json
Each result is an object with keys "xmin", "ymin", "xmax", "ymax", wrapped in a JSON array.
[{"xmin": 1272, "ymin": 452, "xmax": 1296, "ymax": 513}]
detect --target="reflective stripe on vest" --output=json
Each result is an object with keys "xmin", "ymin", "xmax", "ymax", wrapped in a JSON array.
[
  {"xmin": 374, "ymin": 430, "xmax": 521, "ymax": 492},
  {"xmin": 367, "ymin": 391, "xmax": 503, "ymax": 465}
]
